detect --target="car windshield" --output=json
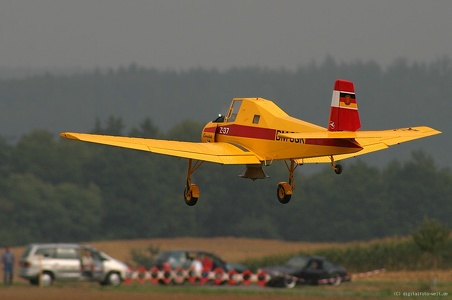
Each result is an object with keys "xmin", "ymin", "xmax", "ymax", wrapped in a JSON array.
[
  {"xmin": 84, "ymin": 247, "xmax": 106, "ymax": 261},
  {"xmin": 155, "ymin": 251, "xmax": 184, "ymax": 263},
  {"xmin": 285, "ymin": 256, "xmax": 309, "ymax": 268}
]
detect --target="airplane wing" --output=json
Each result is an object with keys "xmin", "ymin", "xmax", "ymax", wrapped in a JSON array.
[
  {"xmin": 276, "ymin": 126, "xmax": 441, "ymax": 164},
  {"xmin": 60, "ymin": 132, "xmax": 261, "ymax": 165}
]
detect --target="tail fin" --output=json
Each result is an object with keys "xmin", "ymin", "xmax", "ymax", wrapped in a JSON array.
[{"xmin": 328, "ymin": 79, "xmax": 361, "ymax": 131}]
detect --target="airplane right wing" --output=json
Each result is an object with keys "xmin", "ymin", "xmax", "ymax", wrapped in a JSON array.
[{"xmin": 60, "ymin": 132, "xmax": 262, "ymax": 165}]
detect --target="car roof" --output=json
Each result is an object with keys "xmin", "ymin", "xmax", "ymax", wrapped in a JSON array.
[
  {"xmin": 293, "ymin": 255, "xmax": 326, "ymax": 260},
  {"xmin": 160, "ymin": 249, "xmax": 217, "ymax": 255},
  {"xmin": 26, "ymin": 243, "xmax": 96, "ymax": 249},
  {"xmin": 27, "ymin": 243, "xmax": 79, "ymax": 247}
]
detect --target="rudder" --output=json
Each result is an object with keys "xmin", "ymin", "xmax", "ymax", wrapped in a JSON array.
[{"xmin": 328, "ymin": 79, "xmax": 361, "ymax": 131}]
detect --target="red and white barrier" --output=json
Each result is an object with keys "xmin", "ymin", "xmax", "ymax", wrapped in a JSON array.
[
  {"xmin": 350, "ymin": 268, "xmax": 385, "ymax": 279},
  {"xmin": 126, "ymin": 267, "xmax": 266, "ymax": 286},
  {"xmin": 125, "ymin": 266, "xmax": 385, "ymax": 287}
]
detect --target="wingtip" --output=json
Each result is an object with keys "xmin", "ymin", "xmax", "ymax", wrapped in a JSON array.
[
  {"xmin": 60, "ymin": 132, "xmax": 77, "ymax": 140},
  {"xmin": 423, "ymin": 127, "xmax": 442, "ymax": 136}
]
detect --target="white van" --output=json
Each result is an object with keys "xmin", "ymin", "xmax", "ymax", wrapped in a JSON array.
[{"xmin": 19, "ymin": 243, "xmax": 131, "ymax": 286}]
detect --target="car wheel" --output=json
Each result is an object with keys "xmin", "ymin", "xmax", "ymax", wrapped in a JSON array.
[
  {"xmin": 104, "ymin": 272, "xmax": 122, "ymax": 287},
  {"xmin": 328, "ymin": 272, "xmax": 342, "ymax": 286},
  {"xmin": 40, "ymin": 272, "xmax": 54, "ymax": 287},
  {"xmin": 283, "ymin": 277, "xmax": 296, "ymax": 289}
]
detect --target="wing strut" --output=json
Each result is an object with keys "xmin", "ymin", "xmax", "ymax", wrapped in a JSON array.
[{"xmin": 184, "ymin": 159, "xmax": 204, "ymax": 206}]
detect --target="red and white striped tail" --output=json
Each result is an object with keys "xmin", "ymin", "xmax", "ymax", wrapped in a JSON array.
[{"xmin": 328, "ymin": 79, "xmax": 361, "ymax": 132}]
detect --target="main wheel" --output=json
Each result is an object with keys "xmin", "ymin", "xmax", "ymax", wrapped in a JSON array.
[
  {"xmin": 334, "ymin": 164, "xmax": 343, "ymax": 174},
  {"xmin": 184, "ymin": 186, "xmax": 198, "ymax": 206},
  {"xmin": 277, "ymin": 183, "xmax": 292, "ymax": 204}
]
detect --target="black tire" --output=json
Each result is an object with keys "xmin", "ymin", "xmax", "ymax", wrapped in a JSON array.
[
  {"xmin": 184, "ymin": 186, "xmax": 198, "ymax": 206},
  {"xmin": 40, "ymin": 272, "xmax": 54, "ymax": 287},
  {"xmin": 283, "ymin": 277, "xmax": 296, "ymax": 288},
  {"xmin": 102, "ymin": 272, "xmax": 122, "ymax": 287},
  {"xmin": 328, "ymin": 272, "xmax": 342, "ymax": 286},
  {"xmin": 334, "ymin": 164, "xmax": 343, "ymax": 174},
  {"xmin": 277, "ymin": 184, "xmax": 291, "ymax": 204}
]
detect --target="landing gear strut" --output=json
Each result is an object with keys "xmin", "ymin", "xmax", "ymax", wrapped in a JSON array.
[
  {"xmin": 330, "ymin": 156, "xmax": 343, "ymax": 174},
  {"xmin": 184, "ymin": 159, "xmax": 203, "ymax": 206},
  {"xmin": 277, "ymin": 159, "xmax": 299, "ymax": 204}
]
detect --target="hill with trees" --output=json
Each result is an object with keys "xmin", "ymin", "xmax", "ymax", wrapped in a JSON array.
[{"xmin": 0, "ymin": 57, "xmax": 449, "ymax": 167}]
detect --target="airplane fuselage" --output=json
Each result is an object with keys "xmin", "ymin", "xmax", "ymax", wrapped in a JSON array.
[{"xmin": 201, "ymin": 98, "xmax": 362, "ymax": 163}]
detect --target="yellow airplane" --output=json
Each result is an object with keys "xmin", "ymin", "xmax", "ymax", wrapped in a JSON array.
[{"xmin": 61, "ymin": 79, "xmax": 441, "ymax": 206}]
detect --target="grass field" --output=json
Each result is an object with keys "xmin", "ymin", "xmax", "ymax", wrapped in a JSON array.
[{"xmin": 4, "ymin": 237, "xmax": 451, "ymax": 299}]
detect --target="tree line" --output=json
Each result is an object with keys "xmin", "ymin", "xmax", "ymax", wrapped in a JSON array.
[
  {"xmin": 0, "ymin": 57, "xmax": 449, "ymax": 169},
  {"xmin": 0, "ymin": 118, "xmax": 450, "ymax": 246}
]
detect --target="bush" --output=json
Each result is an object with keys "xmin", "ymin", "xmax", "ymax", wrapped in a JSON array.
[{"xmin": 240, "ymin": 238, "xmax": 452, "ymax": 272}]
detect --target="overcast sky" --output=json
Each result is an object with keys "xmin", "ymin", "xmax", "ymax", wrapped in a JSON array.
[{"xmin": 1, "ymin": 0, "xmax": 451, "ymax": 71}]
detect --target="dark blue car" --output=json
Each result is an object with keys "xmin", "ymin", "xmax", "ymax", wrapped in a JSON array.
[{"xmin": 260, "ymin": 255, "xmax": 350, "ymax": 288}]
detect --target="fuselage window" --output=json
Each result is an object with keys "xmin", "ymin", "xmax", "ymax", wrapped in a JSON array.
[
  {"xmin": 253, "ymin": 115, "xmax": 260, "ymax": 124},
  {"xmin": 227, "ymin": 100, "xmax": 242, "ymax": 123}
]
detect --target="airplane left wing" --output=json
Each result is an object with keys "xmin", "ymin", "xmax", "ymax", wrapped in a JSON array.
[
  {"xmin": 277, "ymin": 126, "xmax": 441, "ymax": 164},
  {"xmin": 277, "ymin": 126, "xmax": 440, "ymax": 143},
  {"xmin": 60, "ymin": 132, "xmax": 262, "ymax": 165}
]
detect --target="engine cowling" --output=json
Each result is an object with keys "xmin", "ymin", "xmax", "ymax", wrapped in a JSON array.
[{"xmin": 201, "ymin": 123, "xmax": 217, "ymax": 143}]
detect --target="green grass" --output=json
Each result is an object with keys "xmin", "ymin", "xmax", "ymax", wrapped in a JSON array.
[
  {"xmin": 8, "ymin": 276, "xmax": 451, "ymax": 299},
  {"xmin": 93, "ymin": 279, "xmax": 452, "ymax": 298}
]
